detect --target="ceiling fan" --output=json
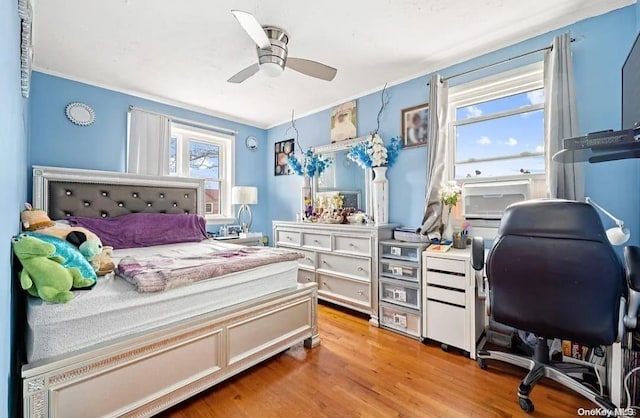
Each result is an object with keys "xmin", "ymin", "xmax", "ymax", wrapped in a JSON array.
[{"xmin": 228, "ymin": 10, "xmax": 337, "ymax": 83}]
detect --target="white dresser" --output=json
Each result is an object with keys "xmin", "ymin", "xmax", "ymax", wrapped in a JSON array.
[
  {"xmin": 422, "ymin": 248, "xmax": 485, "ymax": 358},
  {"xmin": 273, "ymin": 221, "xmax": 395, "ymax": 325}
]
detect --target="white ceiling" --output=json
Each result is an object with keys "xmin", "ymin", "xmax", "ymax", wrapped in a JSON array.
[{"xmin": 33, "ymin": 0, "xmax": 633, "ymax": 129}]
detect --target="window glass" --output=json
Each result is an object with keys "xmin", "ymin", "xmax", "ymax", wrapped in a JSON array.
[{"xmin": 456, "ymin": 88, "xmax": 544, "ymax": 121}]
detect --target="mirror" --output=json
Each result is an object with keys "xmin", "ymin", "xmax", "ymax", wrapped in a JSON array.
[{"xmin": 312, "ymin": 137, "xmax": 372, "ymax": 217}]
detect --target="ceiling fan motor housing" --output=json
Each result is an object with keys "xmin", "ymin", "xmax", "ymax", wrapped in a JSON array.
[{"xmin": 258, "ymin": 27, "xmax": 289, "ymax": 75}]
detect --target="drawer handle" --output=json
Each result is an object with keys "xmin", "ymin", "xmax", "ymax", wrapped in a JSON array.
[
  {"xmin": 306, "ymin": 277, "xmax": 312, "ymax": 282},
  {"xmin": 322, "ymin": 260, "xmax": 328, "ymax": 265},
  {"xmin": 314, "ymin": 239, "xmax": 321, "ymax": 244},
  {"xmin": 349, "ymin": 243, "xmax": 355, "ymax": 247},
  {"xmin": 357, "ymin": 290, "xmax": 364, "ymax": 296},
  {"xmin": 322, "ymin": 281, "xmax": 328, "ymax": 286},
  {"xmin": 357, "ymin": 266, "xmax": 365, "ymax": 272},
  {"xmin": 286, "ymin": 236, "xmax": 292, "ymax": 241},
  {"xmin": 305, "ymin": 257, "xmax": 313, "ymax": 262}
]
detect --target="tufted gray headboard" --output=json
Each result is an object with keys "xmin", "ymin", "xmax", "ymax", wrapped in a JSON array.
[{"xmin": 32, "ymin": 166, "xmax": 205, "ymax": 220}]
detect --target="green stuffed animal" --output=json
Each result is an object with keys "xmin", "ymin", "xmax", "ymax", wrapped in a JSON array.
[{"xmin": 12, "ymin": 234, "xmax": 95, "ymax": 303}]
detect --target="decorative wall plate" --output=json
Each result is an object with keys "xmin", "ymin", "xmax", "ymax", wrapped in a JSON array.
[
  {"xmin": 65, "ymin": 102, "xmax": 96, "ymax": 126},
  {"xmin": 245, "ymin": 136, "xmax": 258, "ymax": 151}
]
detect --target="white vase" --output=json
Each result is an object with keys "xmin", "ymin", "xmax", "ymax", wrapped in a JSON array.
[
  {"xmin": 371, "ymin": 166, "xmax": 389, "ymax": 224},
  {"xmin": 442, "ymin": 206, "xmax": 454, "ymax": 241},
  {"xmin": 301, "ymin": 176, "xmax": 312, "ymax": 220}
]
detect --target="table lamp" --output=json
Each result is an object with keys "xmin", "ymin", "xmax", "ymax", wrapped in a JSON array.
[
  {"xmin": 232, "ymin": 186, "xmax": 258, "ymax": 233},
  {"xmin": 585, "ymin": 197, "xmax": 631, "ymax": 246}
]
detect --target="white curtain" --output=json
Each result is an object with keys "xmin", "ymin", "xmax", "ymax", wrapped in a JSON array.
[
  {"xmin": 126, "ymin": 109, "xmax": 171, "ymax": 176},
  {"xmin": 544, "ymin": 33, "xmax": 583, "ymax": 200},
  {"xmin": 419, "ymin": 74, "xmax": 450, "ymax": 239}
]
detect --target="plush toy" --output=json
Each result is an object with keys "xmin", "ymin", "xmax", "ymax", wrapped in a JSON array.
[
  {"xmin": 12, "ymin": 235, "xmax": 95, "ymax": 303},
  {"xmin": 21, "ymin": 204, "xmax": 116, "ymax": 276},
  {"xmin": 24, "ymin": 232, "xmax": 97, "ymax": 288}
]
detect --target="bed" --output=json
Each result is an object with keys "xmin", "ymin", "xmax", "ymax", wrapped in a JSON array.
[{"xmin": 22, "ymin": 166, "xmax": 319, "ymax": 418}]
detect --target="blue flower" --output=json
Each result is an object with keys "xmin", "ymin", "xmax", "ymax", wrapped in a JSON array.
[
  {"xmin": 288, "ymin": 148, "xmax": 332, "ymax": 177},
  {"xmin": 347, "ymin": 135, "xmax": 402, "ymax": 169}
]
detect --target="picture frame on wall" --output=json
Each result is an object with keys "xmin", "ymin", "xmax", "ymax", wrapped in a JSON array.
[
  {"xmin": 330, "ymin": 100, "xmax": 357, "ymax": 143},
  {"xmin": 274, "ymin": 139, "xmax": 295, "ymax": 176},
  {"xmin": 401, "ymin": 103, "xmax": 429, "ymax": 148}
]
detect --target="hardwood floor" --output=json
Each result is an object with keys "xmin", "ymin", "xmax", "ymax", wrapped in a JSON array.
[{"xmin": 165, "ymin": 303, "xmax": 589, "ymax": 417}]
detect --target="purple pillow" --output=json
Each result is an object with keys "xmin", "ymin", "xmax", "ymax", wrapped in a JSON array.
[{"xmin": 68, "ymin": 213, "xmax": 207, "ymax": 249}]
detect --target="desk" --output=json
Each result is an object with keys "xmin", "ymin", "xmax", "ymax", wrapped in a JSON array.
[{"xmin": 422, "ymin": 248, "xmax": 485, "ymax": 358}]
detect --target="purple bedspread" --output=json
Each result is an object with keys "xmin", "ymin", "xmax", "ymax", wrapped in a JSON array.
[
  {"xmin": 68, "ymin": 213, "xmax": 207, "ymax": 249},
  {"xmin": 116, "ymin": 246, "xmax": 304, "ymax": 292}
]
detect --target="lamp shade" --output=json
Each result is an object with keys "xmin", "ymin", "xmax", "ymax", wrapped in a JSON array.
[{"xmin": 232, "ymin": 186, "xmax": 258, "ymax": 205}]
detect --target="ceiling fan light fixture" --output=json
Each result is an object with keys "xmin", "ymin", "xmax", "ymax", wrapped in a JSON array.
[{"xmin": 260, "ymin": 62, "xmax": 284, "ymax": 77}]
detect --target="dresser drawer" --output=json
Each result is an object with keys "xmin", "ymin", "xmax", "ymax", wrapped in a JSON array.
[
  {"xmin": 317, "ymin": 273, "xmax": 370, "ymax": 307},
  {"xmin": 425, "ymin": 271, "xmax": 466, "ymax": 290},
  {"xmin": 426, "ymin": 256, "xmax": 466, "ymax": 275},
  {"xmin": 334, "ymin": 235, "xmax": 371, "ymax": 256},
  {"xmin": 297, "ymin": 269, "xmax": 315, "ymax": 285},
  {"xmin": 318, "ymin": 253, "xmax": 370, "ymax": 280},
  {"xmin": 380, "ymin": 242, "xmax": 421, "ymax": 262},
  {"xmin": 276, "ymin": 230, "xmax": 301, "ymax": 246},
  {"xmin": 380, "ymin": 302, "xmax": 420, "ymax": 337},
  {"xmin": 302, "ymin": 232, "xmax": 331, "ymax": 250},
  {"xmin": 426, "ymin": 285, "xmax": 465, "ymax": 306},
  {"xmin": 380, "ymin": 277, "xmax": 420, "ymax": 310},
  {"xmin": 297, "ymin": 249, "xmax": 316, "ymax": 269},
  {"xmin": 380, "ymin": 259, "xmax": 419, "ymax": 282},
  {"xmin": 426, "ymin": 300, "xmax": 466, "ymax": 350}
]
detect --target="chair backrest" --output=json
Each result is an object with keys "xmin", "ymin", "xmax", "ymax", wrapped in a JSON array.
[{"xmin": 487, "ymin": 199, "xmax": 625, "ymax": 345}]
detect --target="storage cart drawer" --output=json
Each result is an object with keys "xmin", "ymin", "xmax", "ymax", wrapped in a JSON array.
[
  {"xmin": 276, "ymin": 230, "xmax": 301, "ymax": 246},
  {"xmin": 318, "ymin": 253, "xmax": 370, "ymax": 280},
  {"xmin": 426, "ymin": 285, "xmax": 465, "ymax": 306},
  {"xmin": 334, "ymin": 235, "xmax": 371, "ymax": 256},
  {"xmin": 426, "ymin": 300, "xmax": 466, "ymax": 350},
  {"xmin": 380, "ymin": 302, "xmax": 420, "ymax": 338},
  {"xmin": 380, "ymin": 242, "xmax": 420, "ymax": 262},
  {"xmin": 379, "ymin": 278, "xmax": 420, "ymax": 310},
  {"xmin": 380, "ymin": 259, "xmax": 419, "ymax": 282},
  {"xmin": 425, "ymin": 271, "xmax": 466, "ymax": 290},
  {"xmin": 426, "ymin": 256, "xmax": 466, "ymax": 275}
]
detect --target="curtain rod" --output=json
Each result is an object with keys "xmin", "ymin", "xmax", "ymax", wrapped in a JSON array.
[
  {"xmin": 128, "ymin": 106, "xmax": 238, "ymax": 136},
  {"xmin": 426, "ymin": 38, "xmax": 575, "ymax": 86}
]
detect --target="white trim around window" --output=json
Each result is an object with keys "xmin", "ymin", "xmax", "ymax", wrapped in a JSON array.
[
  {"xmin": 447, "ymin": 62, "xmax": 545, "ymax": 182},
  {"xmin": 171, "ymin": 123, "xmax": 235, "ymax": 224}
]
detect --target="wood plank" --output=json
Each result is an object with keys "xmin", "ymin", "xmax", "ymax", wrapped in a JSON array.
[{"xmin": 165, "ymin": 304, "xmax": 590, "ymax": 417}]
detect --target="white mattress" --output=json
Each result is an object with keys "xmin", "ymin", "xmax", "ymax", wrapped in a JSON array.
[{"xmin": 26, "ymin": 241, "xmax": 299, "ymax": 364}]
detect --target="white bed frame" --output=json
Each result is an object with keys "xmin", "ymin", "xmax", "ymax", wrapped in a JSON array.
[{"xmin": 23, "ymin": 166, "xmax": 319, "ymax": 418}]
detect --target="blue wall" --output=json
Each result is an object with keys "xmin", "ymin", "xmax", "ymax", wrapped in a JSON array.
[
  {"xmin": 266, "ymin": 5, "xmax": 640, "ymax": 246},
  {"xmin": 29, "ymin": 73, "xmax": 269, "ymax": 234},
  {"xmin": 1, "ymin": 0, "xmax": 29, "ymax": 415}
]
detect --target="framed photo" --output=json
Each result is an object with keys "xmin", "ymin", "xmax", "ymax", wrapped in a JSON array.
[
  {"xmin": 274, "ymin": 139, "xmax": 295, "ymax": 176},
  {"xmin": 401, "ymin": 103, "xmax": 429, "ymax": 148},
  {"xmin": 330, "ymin": 100, "xmax": 357, "ymax": 143}
]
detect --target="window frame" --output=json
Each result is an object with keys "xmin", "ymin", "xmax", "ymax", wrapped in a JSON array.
[
  {"xmin": 170, "ymin": 123, "xmax": 235, "ymax": 224},
  {"xmin": 446, "ymin": 62, "xmax": 546, "ymax": 183}
]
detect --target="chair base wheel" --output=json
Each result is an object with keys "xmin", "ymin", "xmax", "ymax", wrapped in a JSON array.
[
  {"xmin": 477, "ymin": 358, "xmax": 487, "ymax": 369},
  {"xmin": 441, "ymin": 344, "xmax": 449, "ymax": 352},
  {"xmin": 519, "ymin": 397, "xmax": 534, "ymax": 413}
]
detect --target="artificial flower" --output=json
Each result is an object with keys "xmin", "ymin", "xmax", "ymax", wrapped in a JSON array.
[
  {"xmin": 346, "ymin": 134, "xmax": 402, "ymax": 169},
  {"xmin": 288, "ymin": 148, "xmax": 332, "ymax": 178},
  {"xmin": 439, "ymin": 180, "xmax": 462, "ymax": 207}
]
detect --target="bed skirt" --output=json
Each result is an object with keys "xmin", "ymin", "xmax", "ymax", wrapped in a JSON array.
[{"xmin": 22, "ymin": 283, "xmax": 319, "ymax": 418}]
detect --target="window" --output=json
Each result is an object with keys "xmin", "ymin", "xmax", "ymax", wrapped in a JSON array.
[
  {"xmin": 448, "ymin": 63, "xmax": 545, "ymax": 181},
  {"xmin": 170, "ymin": 124, "xmax": 234, "ymax": 222}
]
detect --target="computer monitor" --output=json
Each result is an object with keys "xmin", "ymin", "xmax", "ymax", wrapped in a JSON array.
[{"xmin": 622, "ymin": 31, "xmax": 640, "ymax": 130}]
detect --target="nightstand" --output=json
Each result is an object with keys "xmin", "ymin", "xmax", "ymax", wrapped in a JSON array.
[{"xmin": 214, "ymin": 234, "xmax": 263, "ymax": 246}]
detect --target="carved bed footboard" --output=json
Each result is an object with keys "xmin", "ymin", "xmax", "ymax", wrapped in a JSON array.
[{"xmin": 23, "ymin": 284, "xmax": 319, "ymax": 418}]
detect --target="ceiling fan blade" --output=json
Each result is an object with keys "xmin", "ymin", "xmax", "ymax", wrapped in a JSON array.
[
  {"xmin": 231, "ymin": 10, "xmax": 271, "ymax": 50},
  {"xmin": 286, "ymin": 57, "xmax": 337, "ymax": 81},
  {"xmin": 227, "ymin": 63, "xmax": 260, "ymax": 83}
]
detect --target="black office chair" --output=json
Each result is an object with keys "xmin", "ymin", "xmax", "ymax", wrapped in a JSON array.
[{"xmin": 471, "ymin": 199, "xmax": 640, "ymax": 412}]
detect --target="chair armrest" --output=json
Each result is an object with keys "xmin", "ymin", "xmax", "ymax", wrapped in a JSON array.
[
  {"xmin": 471, "ymin": 237, "xmax": 484, "ymax": 271},
  {"xmin": 623, "ymin": 246, "xmax": 640, "ymax": 331},
  {"xmin": 625, "ymin": 246, "xmax": 640, "ymax": 292}
]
